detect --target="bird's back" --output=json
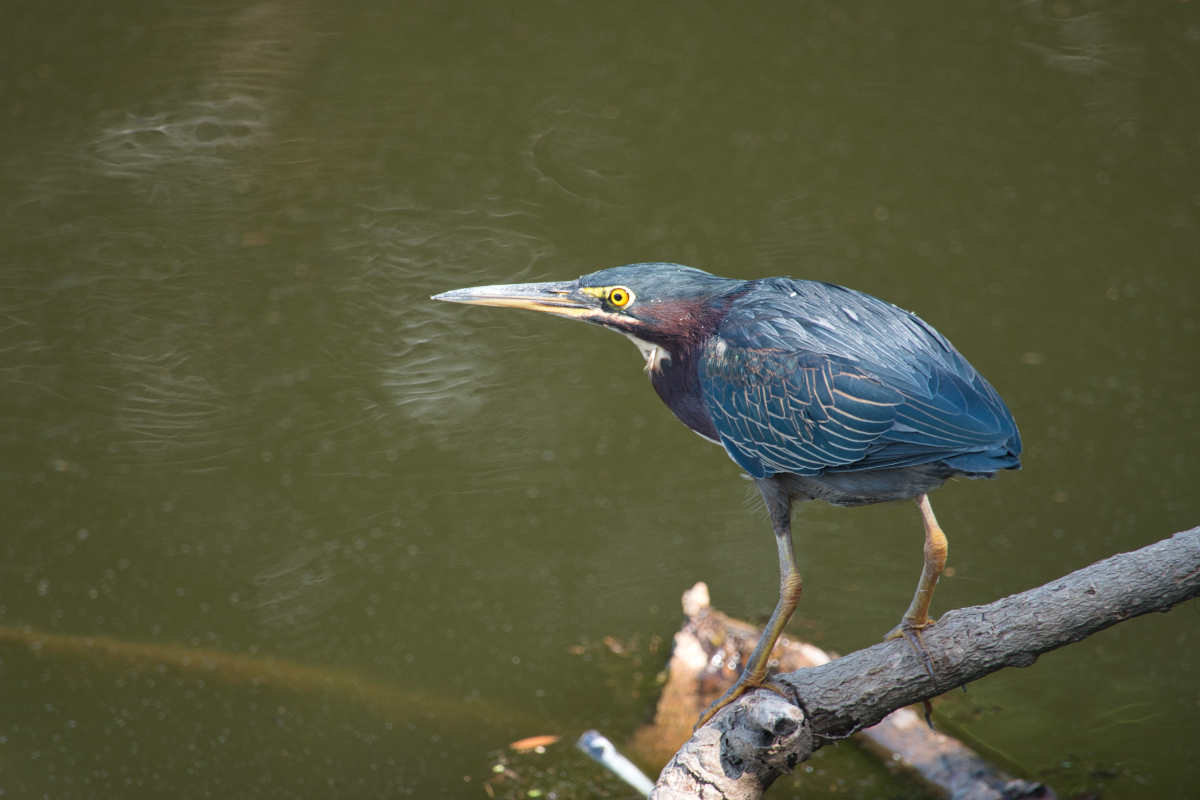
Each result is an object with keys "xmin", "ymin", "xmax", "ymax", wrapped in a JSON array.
[
  {"xmin": 719, "ymin": 279, "xmax": 975, "ymax": 391},
  {"xmin": 700, "ymin": 278, "xmax": 1021, "ymax": 485}
]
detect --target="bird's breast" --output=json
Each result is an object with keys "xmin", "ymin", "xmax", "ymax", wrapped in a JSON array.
[{"xmin": 641, "ymin": 339, "xmax": 722, "ymax": 444}]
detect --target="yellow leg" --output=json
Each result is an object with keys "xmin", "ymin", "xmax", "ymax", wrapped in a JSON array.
[
  {"xmin": 885, "ymin": 494, "xmax": 948, "ymax": 682},
  {"xmin": 695, "ymin": 497, "xmax": 802, "ymax": 729}
]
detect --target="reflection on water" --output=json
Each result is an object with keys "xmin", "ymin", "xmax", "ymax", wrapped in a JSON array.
[
  {"xmin": 1018, "ymin": 1, "xmax": 1142, "ymax": 136},
  {"xmin": 11, "ymin": 3, "xmax": 322, "ymax": 475},
  {"xmin": 343, "ymin": 190, "xmax": 555, "ymax": 424},
  {"xmin": 1, "ymin": 1, "xmax": 1197, "ymax": 797},
  {"xmin": 237, "ymin": 545, "xmax": 340, "ymax": 632},
  {"xmin": 91, "ymin": 95, "xmax": 271, "ymax": 180},
  {"xmin": 524, "ymin": 103, "xmax": 639, "ymax": 209}
]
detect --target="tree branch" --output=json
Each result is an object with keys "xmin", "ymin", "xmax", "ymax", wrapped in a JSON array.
[{"xmin": 651, "ymin": 527, "xmax": 1200, "ymax": 800}]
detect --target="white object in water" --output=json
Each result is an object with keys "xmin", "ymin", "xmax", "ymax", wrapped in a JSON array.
[{"xmin": 576, "ymin": 729, "xmax": 657, "ymax": 797}]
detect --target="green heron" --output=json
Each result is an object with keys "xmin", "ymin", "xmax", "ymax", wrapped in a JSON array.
[{"xmin": 434, "ymin": 263, "xmax": 1020, "ymax": 727}]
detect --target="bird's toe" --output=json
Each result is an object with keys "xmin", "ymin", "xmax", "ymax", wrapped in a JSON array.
[
  {"xmin": 885, "ymin": 620, "xmax": 940, "ymax": 689},
  {"xmin": 883, "ymin": 615, "xmax": 936, "ymax": 642}
]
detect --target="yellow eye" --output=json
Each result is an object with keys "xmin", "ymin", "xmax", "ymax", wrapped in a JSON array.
[{"xmin": 608, "ymin": 287, "xmax": 632, "ymax": 308}]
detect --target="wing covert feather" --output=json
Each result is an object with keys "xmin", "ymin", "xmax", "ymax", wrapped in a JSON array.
[{"xmin": 700, "ymin": 343, "xmax": 902, "ymax": 478}]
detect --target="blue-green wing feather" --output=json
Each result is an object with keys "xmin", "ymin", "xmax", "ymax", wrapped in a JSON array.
[{"xmin": 700, "ymin": 278, "xmax": 1021, "ymax": 479}]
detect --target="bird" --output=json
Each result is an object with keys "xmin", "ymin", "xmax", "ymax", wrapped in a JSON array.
[{"xmin": 433, "ymin": 262, "xmax": 1021, "ymax": 728}]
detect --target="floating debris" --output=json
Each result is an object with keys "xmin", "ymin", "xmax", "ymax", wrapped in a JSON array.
[
  {"xmin": 510, "ymin": 735, "xmax": 561, "ymax": 753},
  {"xmin": 577, "ymin": 730, "xmax": 656, "ymax": 797}
]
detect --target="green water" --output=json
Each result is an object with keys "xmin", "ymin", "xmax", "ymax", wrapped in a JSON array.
[{"xmin": 1, "ymin": 2, "xmax": 1197, "ymax": 797}]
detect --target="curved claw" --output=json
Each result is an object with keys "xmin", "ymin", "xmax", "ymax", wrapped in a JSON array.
[{"xmin": 885, "ymin": 619, "xmax": 939, "ymax": 690}]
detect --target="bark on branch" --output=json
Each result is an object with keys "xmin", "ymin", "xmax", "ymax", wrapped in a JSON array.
[{"xmin": 651, "ymin": 527, "xmax": 1200, "ymax": 800}]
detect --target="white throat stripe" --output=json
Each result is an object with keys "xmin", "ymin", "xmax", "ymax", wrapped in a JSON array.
[{"xmin": 624, "ymin": 333, "xmax": 671, "ymax": 373}]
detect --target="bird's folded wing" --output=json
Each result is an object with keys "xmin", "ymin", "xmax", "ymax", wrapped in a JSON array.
[{"xmin": 700, "ymin": 342, "xmax": 1018, "ymax": 479}]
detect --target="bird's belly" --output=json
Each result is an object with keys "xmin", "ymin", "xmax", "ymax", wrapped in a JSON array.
[{"xmin": 771, "ymin": 463, "xmax": 963, "ymax": 507}]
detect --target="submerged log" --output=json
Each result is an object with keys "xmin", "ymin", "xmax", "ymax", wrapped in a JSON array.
[
  {"xmin": 0, "ymin": 625, "xmax": 544, "ymax": 734},
  {"xmin": 649, "ymin": 527, "xmax": 1200, "ymax": 800},
  {"xmin": 857, "ymin": 705, "xmax": 1051, "ymax": 800}
]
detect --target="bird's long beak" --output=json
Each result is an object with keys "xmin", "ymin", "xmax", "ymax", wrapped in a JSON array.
[{"xmin": 432, "ymin": 280, "xmax": 597, "ymax": 319}]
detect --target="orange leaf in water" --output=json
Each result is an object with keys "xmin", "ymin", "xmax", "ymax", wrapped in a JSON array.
[{"xmin": 508, "ymin": 735, "xmax": 560, "ymax": 752}]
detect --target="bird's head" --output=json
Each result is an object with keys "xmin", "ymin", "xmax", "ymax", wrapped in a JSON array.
[{"xmin": 433, "ymin": 263, "xmax": 739, "ymax": 365}]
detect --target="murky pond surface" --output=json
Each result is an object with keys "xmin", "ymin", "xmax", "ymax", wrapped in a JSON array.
[{"xmin": 2, "ymin": 2, "xmax": 1197, "ymax": 797}]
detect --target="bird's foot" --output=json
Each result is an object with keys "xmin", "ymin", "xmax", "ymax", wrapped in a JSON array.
[
  {"xmin": 885, "ymin": 618, "xmax": 940, "ymax": 690},
  {"xmin": 694, "ymin": 672, "xmax": 790, "ymax": 730}
]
